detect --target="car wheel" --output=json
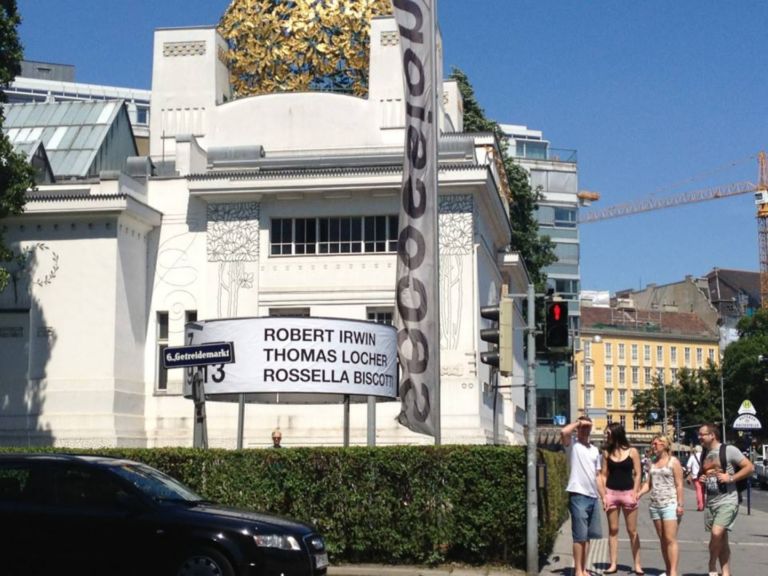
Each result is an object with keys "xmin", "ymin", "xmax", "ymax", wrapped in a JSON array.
[{"xmin": 176, "ymin": 547, "xmax": 235, "ymax": 576}]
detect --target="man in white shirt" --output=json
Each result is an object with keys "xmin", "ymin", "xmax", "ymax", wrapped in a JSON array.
[{"xmin": 561, "ymin": 416, "xmax": 603, "ymax": 576}]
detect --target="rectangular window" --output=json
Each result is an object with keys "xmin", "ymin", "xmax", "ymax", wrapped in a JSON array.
[
  {"xmin": 605, "ymin": 342, "xmax": 613, "ymax": 362},
  {"xmin": 657, "ymin": 346, "xmax": 663, "ymax": 364},
  {"xmin": 631, "ymin": 367, "xmax": 639, "ymax": 386},
  {"xmin": 607, "ymin": 414, "xmax": 613, "ymax": 424},
  {"xmin": 367, "ymin": 308, "xmax": 394, "ymax": 325},
  {"xmin": 656, "ymin": 368, "xmax": 665, "ymax": 383},
  {"xmin": 632, "ymin": 416, "xmax": 639, "ymax": 431},
  {"xmin": 684, "ymin": 347, "xmax": 691, "ymax": 367},
  {"xmin": 696, "ymin": 347, "xmax": 703, "ymax": 366},
  {"xmin": 584, "ymin": 340, "xmax": 592, "ymax": 358},
  {"xmin": 555, "ymin": 279, "xmax": 579, "ymax": 297},
  {"xmin": 605, "ymin": 365, "xmax": 613, "ymax": 385},
  {"xmin": 618, "ymin": 366, "xmax": 626, "ymax": 385},
  {"xmin": 606, "ymin": 389, "xmax": 613, "ymax": 408},
  {"xmin": 268, "ymin": 308, "xmax": 310, "ymax": 317},
  {"xmin": 553, "ymin": 207, "xmax": 577, "ymax": 228},
  {"xmin": 185, "ymin": 310, "xmax": 197, "ymax": 325},
  {"xmin": 709, "ymin": 349, "xmax": 716, "ymax": 363},
  {"xmin": 585, "ymin": 365, "xmax": 593, "ymax": 385},
  {"xmin": 585, "ymin": 389, "xmax": 593, "ymax": 408},
  {"xmin": 644, "ymin": 367, "xmax": 652, "ymax": 385},
  {"xmin": 156, "ymin": 311, "xmax": 169, "ymax": 391},
  {"xmin": 631, "ymin": 344, "xmax": 638, "ymax": 363},
  {"xmin": 644, "ymin": 345, "xmax": 651, "ymax": 363},
  {"xmin": 271, "ymin": 215, "xmax": 397, "ymax": 256},
  {"xmin": 670, "ymin": 346, "xmax": 677, "ymax": 365},
  {"xmin": 618, "ymin": 343, "xmax": 625, "ymax": 361},
  {"xmin": 670, "ymin": 368, "xmax": 678, "ymax": 382},
  {"xmin": 620, "ymin": 414, "xmax": 626, "ymax": 428},
  {"xmin": 270, "ymin": 218, "xmax": 294, "ymax": 255}
]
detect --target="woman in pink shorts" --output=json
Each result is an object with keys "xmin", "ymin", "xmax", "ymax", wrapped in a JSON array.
[{"xmin": 599, "ymin": 422, "xmax": 644, "ymax": 574}]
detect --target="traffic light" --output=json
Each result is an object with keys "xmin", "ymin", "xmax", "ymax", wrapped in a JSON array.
[
  {"xmin": 480, "ymin": 298, "xmax": 513, "ymax": 375},
  {"xmin": 545, "ymin": 299, "xmax": 569, "ymax": 350}
]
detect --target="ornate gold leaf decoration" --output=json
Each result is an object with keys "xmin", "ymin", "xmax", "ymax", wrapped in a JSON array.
[{"xmin": 218, "ymin": 0, "xmax": 392, "ymax": 98}]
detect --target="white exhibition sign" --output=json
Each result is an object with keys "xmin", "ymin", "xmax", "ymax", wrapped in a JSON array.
[{"xmin": 183, "ymin": 317, "xmax": 398, "ymax": 404}]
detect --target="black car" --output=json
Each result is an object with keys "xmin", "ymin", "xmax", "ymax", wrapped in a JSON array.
[{"xmin": 0, "ymin": 454, "xmax": 328, "ymax": 576}]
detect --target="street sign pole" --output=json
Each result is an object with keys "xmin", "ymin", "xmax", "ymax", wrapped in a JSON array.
[
  {"xmin": 192, "ymin": 368, "xmax": 208, "ymax": 449},
  {"xmin": 525, "ymin": 282, "xmax": 538, "ymax": 576}
]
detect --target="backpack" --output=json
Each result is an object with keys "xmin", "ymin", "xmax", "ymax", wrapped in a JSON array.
[{"xmin": 718, "ymin": 444, "xmax": 749, "ymax": 502}]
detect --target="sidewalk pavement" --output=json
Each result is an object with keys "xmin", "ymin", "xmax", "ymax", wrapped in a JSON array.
[
  {"xmin": 541, "ymin": 486, "xmax": 768, "ymax": 576},
  {"xmin": 330, "ymin": 565, "xmax": 525, "ymax": 576}
]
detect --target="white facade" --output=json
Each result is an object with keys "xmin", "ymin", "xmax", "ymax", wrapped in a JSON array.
[{"xmin": 0, "ymin": 18, "xmax": 528, "ymax": 448}]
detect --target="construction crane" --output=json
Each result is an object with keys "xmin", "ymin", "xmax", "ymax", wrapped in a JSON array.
[{"xmin": 579, "ymin": 152, "xmax": 768, "ymax": 307}]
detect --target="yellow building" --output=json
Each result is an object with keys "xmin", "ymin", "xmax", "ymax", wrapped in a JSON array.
[{"xmin": 575, "ymin": 303, "xmax": 720, "ymax": 446}]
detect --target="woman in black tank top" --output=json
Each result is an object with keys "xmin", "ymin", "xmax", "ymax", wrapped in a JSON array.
[{"xmin": 598, "ymin": 422, "xmax": 644, "ymax": 574}]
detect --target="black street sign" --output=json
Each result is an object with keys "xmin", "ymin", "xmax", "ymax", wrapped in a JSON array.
[{"xmin": 163, "ymin": 342, "xmax": 235, "ymax": 369}]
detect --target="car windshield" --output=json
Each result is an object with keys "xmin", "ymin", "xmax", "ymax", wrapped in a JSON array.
[{"xmin": 110, "ymin": 463, "xmax": 204, "ymax": 503}]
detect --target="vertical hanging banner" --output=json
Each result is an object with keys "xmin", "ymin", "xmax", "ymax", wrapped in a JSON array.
[{"xmin": 392, "ymin": 0, "xmax": 440, "ymax": 438}]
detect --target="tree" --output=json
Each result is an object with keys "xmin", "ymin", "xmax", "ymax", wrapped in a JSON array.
[
  {"xmin": 632, "ymin": 364, "xmax": 722, "ymax": 443},
  {"xmin": 449, "ymin": 68, "xmax": 555, "ymax": 289},
  {"xmin": 0, "ymin": 0, "xmax": 35, "ymax": 292},
  {"xmin": 219, "ymin": 0, "xmax": 392, "ymax": 98},
  {"xmin": 722, "ymin": 309, "xmax": 768, "ymax": 442}
]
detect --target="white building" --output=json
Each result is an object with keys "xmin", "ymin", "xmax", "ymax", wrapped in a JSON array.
[{"xmin": 0, "ymin": 18, "xmax": 529, "ymax": 448}]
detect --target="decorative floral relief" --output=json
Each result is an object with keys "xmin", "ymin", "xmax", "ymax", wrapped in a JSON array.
[
  {"xmin": 439, "ymin": 195, "xmax": 473, "ymax": 256},
  {"xmin": 207, "ymin": 203, "xmax": 260, "ymax": 263},
  {"xmin": 438, "ymin": 195, "xmax": 473, "ymax": 350},
  {"xmin": 207, "ymin": 203, "xmax": 260, "ymax": 318},
  {"xmin": 155, "ymin": 230, "xmax": 200, "ymax": 334},
  {"xmin": 0, "ymin": 243, "xmax": 59, "ymax": 309}
]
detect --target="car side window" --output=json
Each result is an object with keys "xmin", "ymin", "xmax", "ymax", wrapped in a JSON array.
[
  {"xmin": 0, "ymin": 464, "xmax": 31, "ymax": 502},
  {"xmin": 54, "ymin": 466, "xmax": 129, "ymax": 510}
]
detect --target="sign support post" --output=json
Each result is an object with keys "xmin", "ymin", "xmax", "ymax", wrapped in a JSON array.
[{"xmin": 192, "ymin": 368, "xmax": 208, "ymax": 449}]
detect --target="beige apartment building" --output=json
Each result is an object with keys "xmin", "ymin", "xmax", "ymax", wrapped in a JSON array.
[{"xmin": 574, "ymin": 303, "xmax": 719, "ymax": 446}]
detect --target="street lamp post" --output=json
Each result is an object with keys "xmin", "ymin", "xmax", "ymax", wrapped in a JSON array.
[
  {"xmin": 582, "ymin": 357, "xmax": 594, "ymax": 417},
  {"xmin": 661, "ymin": 375, "xmax": 668, "ymax": 438},
  {"xmin": 719, "ymin": 356, "xmax": 727, "ymax": 443}
]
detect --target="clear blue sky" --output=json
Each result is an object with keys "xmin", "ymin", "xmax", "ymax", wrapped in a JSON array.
[{"xmin": 16, "ymin": 1, "xmax": 768, "ymax": 294}]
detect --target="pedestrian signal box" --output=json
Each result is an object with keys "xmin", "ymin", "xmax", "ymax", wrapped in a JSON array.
[{"xmin": 545, "ymin": 300, "xmax": 569, "ymax": 350}]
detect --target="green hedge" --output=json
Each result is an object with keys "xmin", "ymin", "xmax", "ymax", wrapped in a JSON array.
[{"xmin": 1, "ymin": 445, "xmax": 567, "ymax": 568}]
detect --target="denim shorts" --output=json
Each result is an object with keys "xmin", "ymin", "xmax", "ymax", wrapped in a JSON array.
[
  {"xmin": 649, "ymin": 503, "xmax": 677, "ymax": 521},
  {"xmin": 569, "ymin": 493, "xmax": 603, "ymax": 542}
]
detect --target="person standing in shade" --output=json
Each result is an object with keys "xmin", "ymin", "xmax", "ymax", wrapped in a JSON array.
[
  {"xmin": 639, "ymin": 435, "xmax": 684, "ymax": 576},
  {"xmin": 599, "ymin": 422, "xmax": 644, "ymax": 575},
  {"xmin": 698, "ymin": 423, "xmax": 754, "ymax": 576},
  {"xmin": 686, "ymin": 445, "xmax": 705, "ymax": 511},
  {"xmin": 561, "ymin": 416, "xmax": 603, "ymax": 576},
  {"xmin": 271, "ymin": 428, "xmax": 283, "ymax": 448}
]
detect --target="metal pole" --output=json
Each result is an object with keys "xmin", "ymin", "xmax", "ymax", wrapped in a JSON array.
[
  {"xmin": 525, "ymin": 282, "xmax": 538, "ymax": 576},
  {"xmin": 492, "ymin": 368, "xmax": 499, "ymax": 445},
  {"xmin": 431, "ymin": 0, "xmax": 441, "ymax": 447},
  {"xmin": 237, "ymin": 393, "xmax": 245, "ymax": 450},
  {"xmin": 662, "ymin": 379, "xmax": 668, "ymax": 437},
  {"xmin": 192, "ymin": 369, "xmax": 208, "ymax": 449},
  {"xmin": 367, "ymin": 396, "xmax": 376, "ymax": 447},
  {"xmin": 343, "ymin": 394, "xmax": 350, "ymax": 447},
  {"xmin": 720, "ymin": 368, "xmax": 727, "ymax": 443}
]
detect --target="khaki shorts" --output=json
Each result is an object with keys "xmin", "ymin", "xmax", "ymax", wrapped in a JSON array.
[{"xmin": 705, "ymin": 502, "xmax": 739, "ymax": 532}]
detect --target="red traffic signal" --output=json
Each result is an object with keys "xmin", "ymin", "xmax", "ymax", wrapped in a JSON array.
[{"xmin": 545, "ymin": 301, "xmax": 569, "ymax": 349}]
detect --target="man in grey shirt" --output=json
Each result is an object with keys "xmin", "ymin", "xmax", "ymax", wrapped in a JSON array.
[{"xmin": 697, "ymin": 423, "xmax": 754, "ymax": 576}]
